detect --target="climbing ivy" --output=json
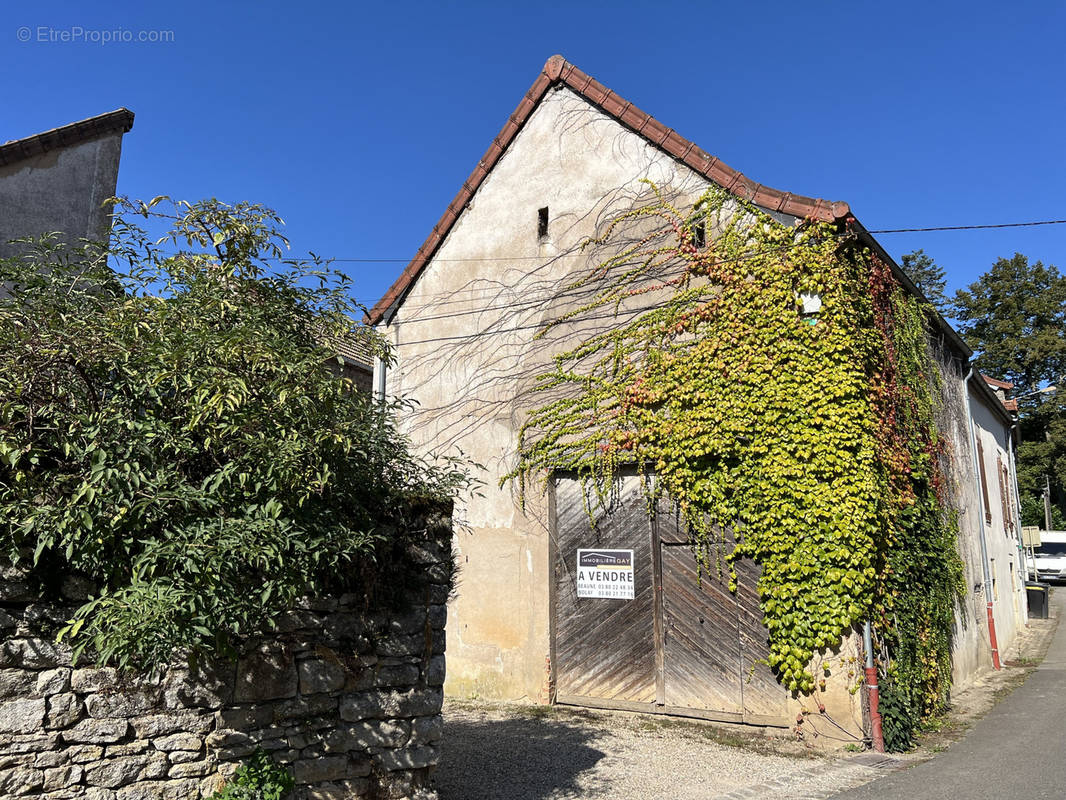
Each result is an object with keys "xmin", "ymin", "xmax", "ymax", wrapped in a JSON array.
[{"xmin": 509, "ymin": 183, "xmax": 964, "ymax": 732}]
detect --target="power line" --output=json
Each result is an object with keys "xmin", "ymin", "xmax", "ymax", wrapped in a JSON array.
[
  {"xmin": 143, "ymin": 217, "xmax": 1066, "ymax": 265},
  {"xmin": 869, "ymin": 219, "xmax": 1066, "ymax": 234}
]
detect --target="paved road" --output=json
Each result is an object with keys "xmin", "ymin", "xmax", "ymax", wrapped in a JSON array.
[{"xmin": 834, "ymin": 590, "xmax": 1065, "ymax": 800}]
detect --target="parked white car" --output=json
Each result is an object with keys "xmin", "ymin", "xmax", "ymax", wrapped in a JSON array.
[{"xmin": 1030, "ymin": 531, "xmax": 1066, "ymax": 583}]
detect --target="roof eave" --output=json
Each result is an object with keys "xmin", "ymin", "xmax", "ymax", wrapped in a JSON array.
[{"xmin": 0, "ymin": 108, "xmax": 135, "ymax": 168}]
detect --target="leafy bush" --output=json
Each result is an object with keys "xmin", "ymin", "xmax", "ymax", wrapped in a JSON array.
[
  {"xmin": 878, "ymin": 677, "xmax": 914, "ymax": 752},
  {"xmin": 207, "ymin": 749, "xmax": 294, "ymax": 800},
  {"xmin": 0, "ymin": 197, "xmax": 468, "ymax": 669}
]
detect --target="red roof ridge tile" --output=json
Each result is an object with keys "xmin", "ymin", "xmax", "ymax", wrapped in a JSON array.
[
  {"xmin": 368, "ymin": 56, "xmax": 851, "ymax": 325},
  {"xmin": 981, "ymin": 374, "xmax": 1015, "ymax": 390}
]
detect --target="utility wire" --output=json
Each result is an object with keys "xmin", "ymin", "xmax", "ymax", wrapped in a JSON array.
[
  {"xmin": 143, "ymin": 217, "xmax": 1066, "ymax": 265},
  {"xmin": 869, "ymin": 219, "xmax": 1066, "ymax": 234}
]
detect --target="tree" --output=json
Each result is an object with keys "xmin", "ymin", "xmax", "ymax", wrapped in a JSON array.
[
  {"xmin": 0, "ymin": 197, "xmax": 468, "ymax": 669},
  {"xmin": 900, "ymin": 249, "xmax": 949, "ymax": 316},
  {"xmin": 953, "ymin": 253, "xmax": 1066, "ymax": 521}
]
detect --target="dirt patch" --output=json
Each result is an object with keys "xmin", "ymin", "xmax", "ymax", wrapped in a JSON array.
[{"xmin": 432, "ymin": 700, "xmax": 890, "ymax": 800}]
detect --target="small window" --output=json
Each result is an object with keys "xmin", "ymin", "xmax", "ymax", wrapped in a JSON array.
[
  {"xmin": 691, "ymin": 218, "xmax": 706, "ymax": 249},
  {"xmin": 537, "ymin": 207, "xmax": 549, "ymax": 239},
  {"xmin": 976, "ymin": 437, "xmax": 992, "ymax": 524}
]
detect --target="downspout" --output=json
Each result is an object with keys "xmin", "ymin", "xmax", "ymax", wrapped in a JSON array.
[
  {"xmin": 963, "ymin": 367, "xmax": 1001, "ymax": 670},
  {"xmin": 863, "ymin": 621, "xmax": 885, "ymax": 753},
  {"xmin": 1008, "ymin": 427, "xmax": 1029, "ymax": 607},
  {"xmin": 373, "ymin": 356, "xmax": 386, "ymax": 404}
]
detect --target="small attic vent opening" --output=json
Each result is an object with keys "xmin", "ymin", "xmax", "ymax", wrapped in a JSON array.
[
  {"xmin": 537, "ymin": 207, "xmax": 549, "ymax": 239},
  {"xmin": 691, "ymin": 219, "xmax": 706, "ymax": 249}
]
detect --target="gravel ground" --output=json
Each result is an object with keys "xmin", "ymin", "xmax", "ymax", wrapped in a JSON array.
[{"xmin": 431, "ymin": 701, "xmax": 889, "ymax": 800}]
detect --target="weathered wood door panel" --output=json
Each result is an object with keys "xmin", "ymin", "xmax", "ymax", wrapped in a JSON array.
[
  {"xmin": 553, "ymin": 476, "xmax": 656, "ymax": 703},
  {"xmin": 733, "ymin": 556, "xmax": 789, "ymax": 719},
  {"xmin": 552, "ymin": 478, "xmax": 788, "ymax": 725},
  {"xmin": 661, "ymin": 543, "xmax": 743, "ymax": 714}
]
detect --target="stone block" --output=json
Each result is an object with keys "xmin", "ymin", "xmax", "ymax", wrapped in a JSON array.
[
  {"xmin": 34, "ymin": 750, "xmax": 69, "ymax": 768},
  {"xmin": 376, "ymin": 633, "xmax": 423, "ymax": 658},
  {"xmin": 425, "ymin": 655, "xmax": 446, "ymax": 687},
  {"xmin": 374, "ymin": 664, "xmax": 421, "ymax": 689},
  {"xmin": 71, "ymin": 668, "xmax": 119, "ymax": 694},
  {"xmin": 153, "ymin": 732, "xmax": 202, "ymax": 752},
  {"xmin": 293, "ymin": 755, "xmax": 347, "ymax": 784},
  {"xmin": 0, "ymin": 668, "xmax": 35, "ymax": 698},
  {"xmin": 66, "ymin": 744, "xmax": 104, "ymax": 763},
  {"xmin": 298, "ymin": 656, "xmax": 347, "ymax": 695},
  {"xmin": 337, "ymin": 720, "xmax": 409, "ymax": 749},
  {"xmin": 86, "ymin": 689, "xmax": 160, "ymax": 719},
  {"xmin": 162, "ymin": 666, "xmax": 232, "ymax": 710},
  {"xmin": 0, "ymin": 566, "xmax": 35, "ymax": 603},
  {"xmin": 115, "ymin": 779, "xmax": 197, "ymax": 800},
  {"xmin": 410, "ymin": 714, "xmax": 443, "ymax": 746},
  {"xmin": 61, "ymin": 718, "xmax": 130, "ymax": 743},
  {"xmin": 36, "ymin": 667, "xmax": 72, "ymax": 695},
  {"xmin": 375, "ymin": 744, "xmax": 439, "ymax": 771},
  {"xmin": 167, "ymin": 749, "xmax": 201, "ymax": 765},
  {"xmin": 46, "ymin": 692, "xmax": 82, "ymax": 729},
  {"xmin": 168, "ymin": 758, "xmax": 215, "ymax": 778},
  {"xmin": 42, "ymin": 765, "xmax": 83, "ymax": 791},
  {"xmin": 273, "ymin": 694, "xmax": 336, "ymax": 722},
  {"xmin": 427, "ymin": 605, "xmax": 446, "ymax": 631},
  {"xmin": 396, "ymin": 687, "xmax": 443, "ymax": 718},
  {"xmin": 0, "ymin": 698, "xmax": 47, "ymax": 733},
  {"xmin": 320, "ymin": 612, "xmax": 366, "ymax": 640},
  {"xmin": 106, "ymin": 740, "xmax": 149, "ymax": 757},
  {"xmin": 215, "ymin": 704, "xmax": 274, "ymax": 730},
  {"xmin": 233, "ymin": 645, "xmax": 297, "ymax": 702},
  {"xmin": 85, "ymin": 755, "xmax": 149, "ymax": 788},
  {"xmin": 142, "ymin": 752, "xmax": 169, "ymax": 780},
  {"xmin": 0, "ymin": 767, "xmax": 44, "ymax": 795},
  {"xmin": 206, "ymin": 729, "xmax": 255, "ymax": 760},
  {"xmin": 3, "ymin": 638, "xmax": 70, "ymax": 669},
  {"xmin": 131, "ymin": 711, "xmax": 211, "ymax": 739}
]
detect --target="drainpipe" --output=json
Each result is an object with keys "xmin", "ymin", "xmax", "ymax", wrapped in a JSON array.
[
  {"xmin": 373, "ymin": 355, "xmax": 387, "ymax": 404},
  {"xmin": 963, "ymin": 367, "xmax": 1001, "ymax": 670},
  {"xmin": 863, "ymin": 621, "xmax": 885, "ymax": 753},
  {"xmin": 1008, "ymin": 428, "xmax": 1030, "ymax": 602}
]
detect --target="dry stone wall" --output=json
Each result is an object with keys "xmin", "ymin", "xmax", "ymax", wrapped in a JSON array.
[{"xmin": 0, "ymin": 526, "xmax": 451, "ymax": 800}]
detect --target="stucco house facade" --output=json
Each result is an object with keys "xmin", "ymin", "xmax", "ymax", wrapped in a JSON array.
[{"xmin": 369, "ymin": 56, "xmax": 1025, "ymax": 740}]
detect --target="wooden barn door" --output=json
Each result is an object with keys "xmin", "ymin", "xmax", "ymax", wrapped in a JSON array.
[
  {"xmin": 552, "ymin": 478, "xmax": 789, "ymax": 725},
  {"xmin": 553, "ymin": 476, "xmax": 657, "ymax": 706}
]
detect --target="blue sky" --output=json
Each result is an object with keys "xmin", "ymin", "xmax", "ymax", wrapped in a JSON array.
[{"xmin": 4, "ymin": 0, "xmax": 1064, "ymax": 310}]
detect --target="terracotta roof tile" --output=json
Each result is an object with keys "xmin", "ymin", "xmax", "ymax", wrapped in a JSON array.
[
  {"xmin": 982, "ymin": 374, "xmax": 1015, "ymax": 390},
  {"xmin": 0, "ymin": 108, "xmax": 134, "ymax": 168},
  {"xmin": 367, "ymin": 56, "xmax": 852, "ymax": 325}
]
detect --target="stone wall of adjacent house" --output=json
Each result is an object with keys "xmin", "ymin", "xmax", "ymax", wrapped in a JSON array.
[{"xmin": 0, "ymin": 523, "xmax": 451, "ymax": 800}]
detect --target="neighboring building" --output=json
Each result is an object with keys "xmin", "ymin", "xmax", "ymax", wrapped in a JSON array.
[
  {"xmin": 0, "ymin": 109, "xmax": 134, "ymax": 258},
  {"xmin": 369, "ymin": 56, "xmax": 1024, "ymax": 738},
  {"xmin": 334, "ymin": 332, "xmax": 375, "ymax": 394},
  {"xmin": 951, "ymin": 373, "xmax": 1027, "ymax": 680}
]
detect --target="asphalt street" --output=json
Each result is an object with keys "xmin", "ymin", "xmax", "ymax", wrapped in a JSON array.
[{"xmin": 834, "ymin": 590, "xmax": 1065, "ymax": 800}]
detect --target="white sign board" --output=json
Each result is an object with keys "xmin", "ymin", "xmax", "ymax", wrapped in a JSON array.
[{"xmin": 576, "ymin": 549, "xmax": 634, "ymax": 599}]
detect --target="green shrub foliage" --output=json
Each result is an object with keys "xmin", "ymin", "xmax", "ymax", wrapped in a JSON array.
[
  {"xmin": 509, "ymin": 183, "xmax": 964, "ymax": 733},
  {"xmin": 206, "ymin": 749, "xmax": 294, "ymax": 800},
  {"xmin": 0, "ymin": 198, "xmax": 467, "ymax": 670}
]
